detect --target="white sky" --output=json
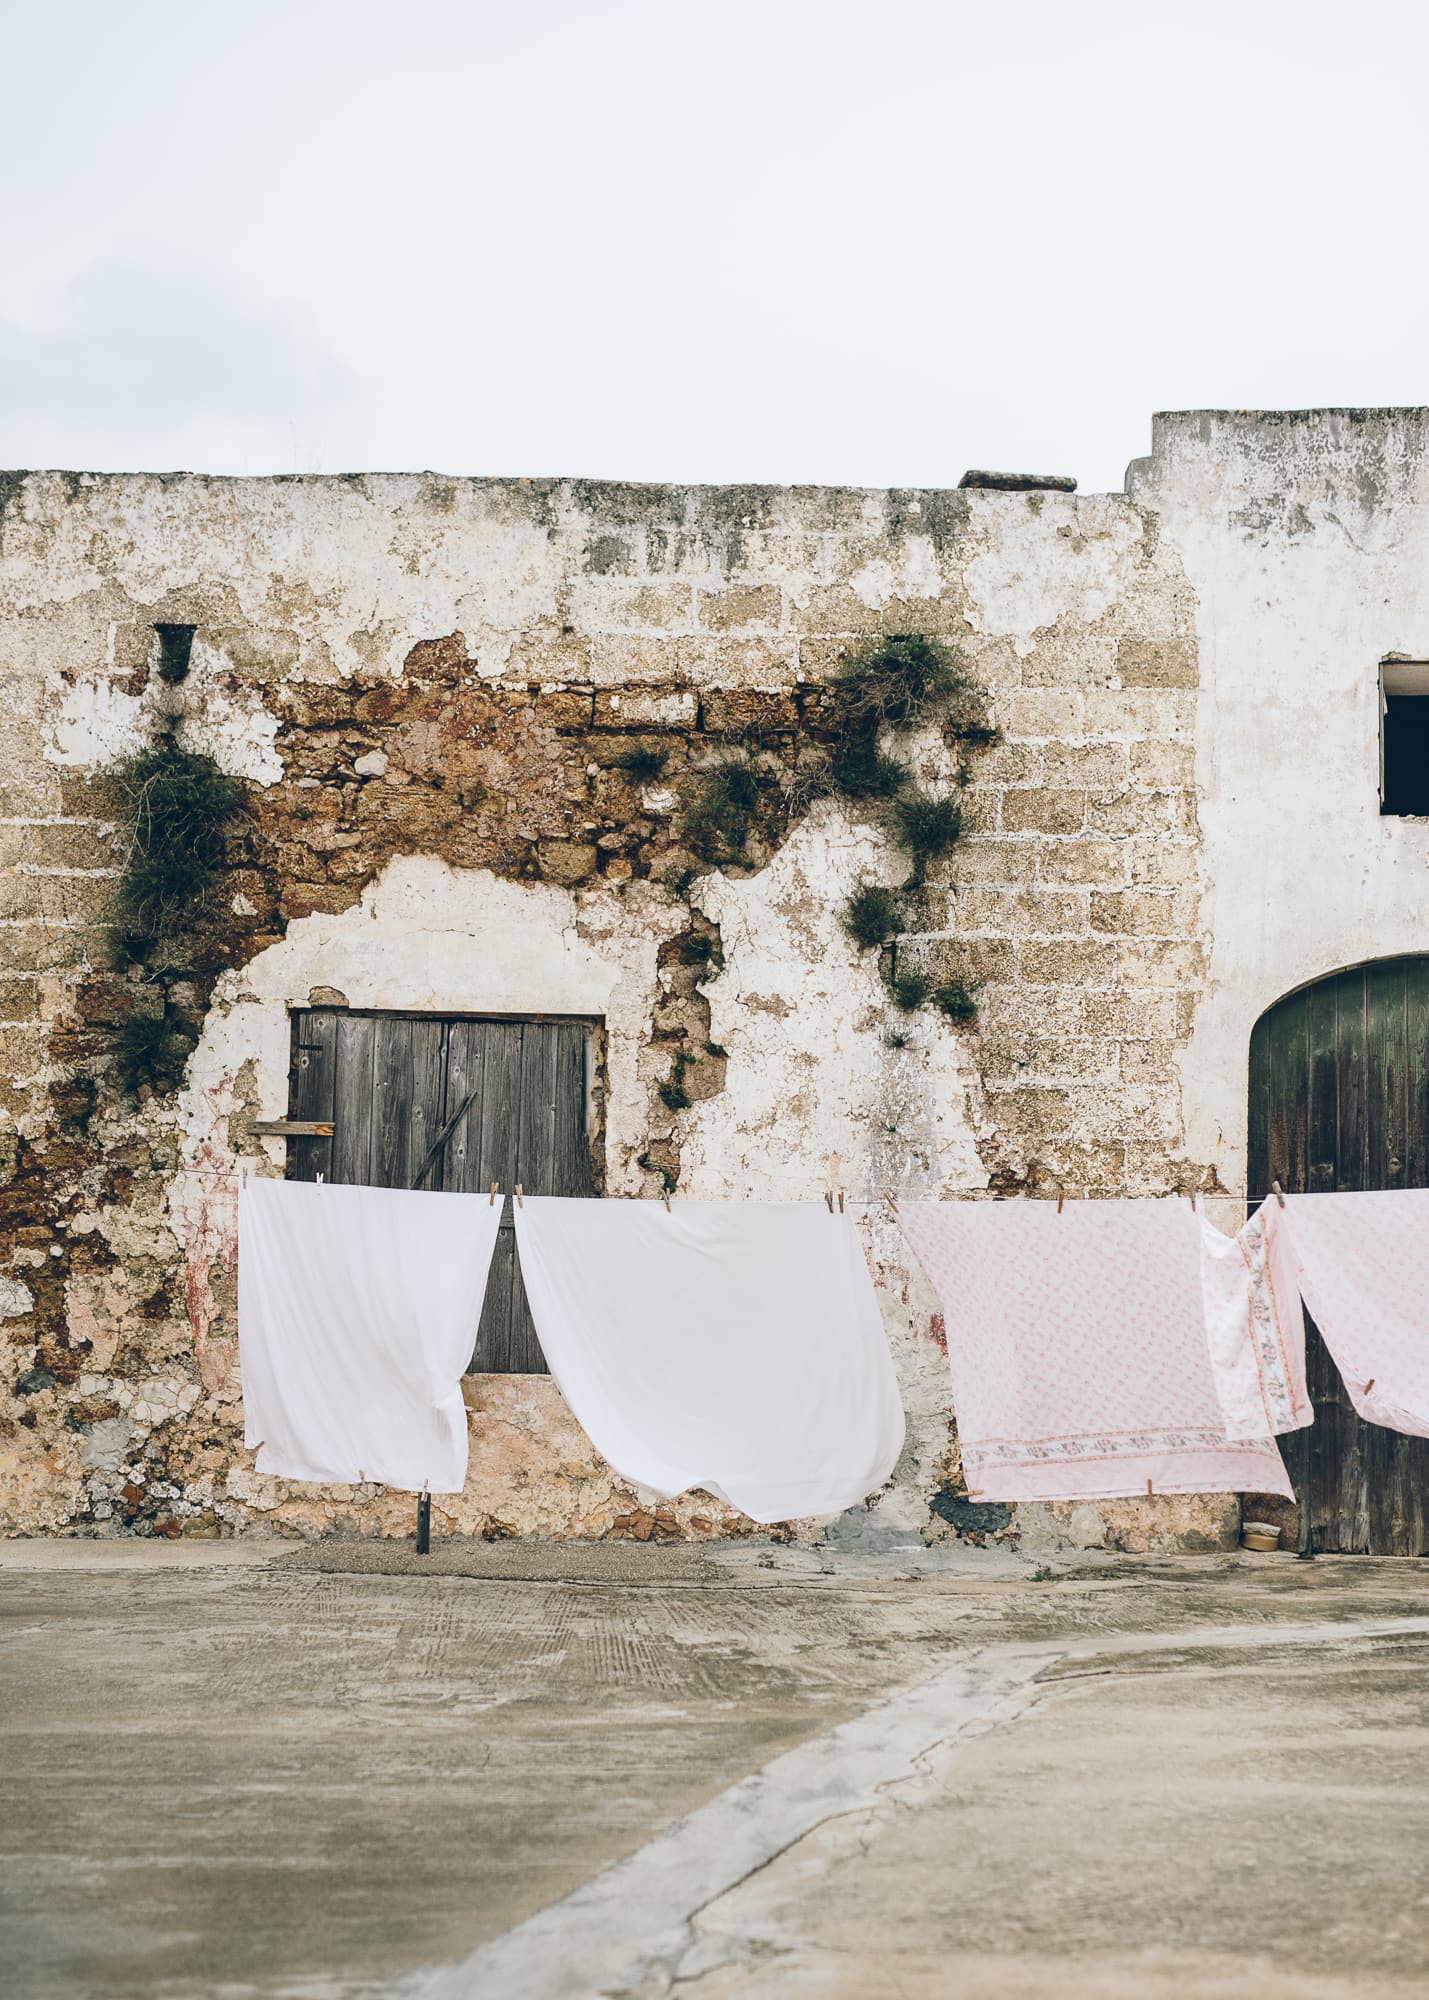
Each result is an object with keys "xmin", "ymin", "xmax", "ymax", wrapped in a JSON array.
[{"xmin": 4, "ymin": 0, "xmax": 1427, "ymax": 495}]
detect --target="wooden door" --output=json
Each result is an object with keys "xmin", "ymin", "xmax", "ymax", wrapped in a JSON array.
[
  {"xmin": 1248, "ymin": 956, "xmax": 1429, "ymax": 1553},
  {"xmin": 286, "ymin": 1010, "xmax": 597, "ymax": 1372}
]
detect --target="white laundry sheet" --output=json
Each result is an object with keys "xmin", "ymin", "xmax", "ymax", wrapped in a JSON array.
[
  {"xmin": 1199, "ymin": 1201, "xmax": 1311, "ymax": 1441},
  {"xmin": 1279, "ymin": 1189, "xmax": 1429, "ymax": 1438},
  {"xmin": 238, "ymin": 1177, "xmax": 500, "ymax": 1492},
  {"xmin": 512, "ymin": 1198, "xmax": 906, "ymax": 1523},
  {"xmin": 897, "ymin": 1198, "xmax": 1295, "ymax": 1503}
]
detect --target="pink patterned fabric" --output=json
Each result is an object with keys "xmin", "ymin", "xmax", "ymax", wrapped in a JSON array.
[
  {"xmin": 897, "ymin": 1198, "xmax": 1293, "ymax": 1502},
  {"xmin": 1200, "ymin": 1203, "xmax": 1310, "ymax": 1441},
  {"xmin": 1280, "ymin": 1190, "xmax": 1429, "ymax": 1439}
]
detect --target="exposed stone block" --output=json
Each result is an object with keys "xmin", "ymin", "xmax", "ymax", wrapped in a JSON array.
[
  {"xmin": 697, "ymin": 586, "xmax": 782, "ymax": 630},
  {"xmin": 1130, "ymin": 740, "xmax": 1195, "ymax": 787},
  {"xmin": 1080, "ymin": 989, "xmax": 1193, "ymax": 1039},
  {"xmin": 1082, "ymin": 687, "xmax": 1194, "ymax": 742},
  {"xmin": 1017, "ymin": 939, "xmax": 1118, "ymax": 986},
  {"xmin": 593, "ymin": 688, "xmax": 698, "ymax": 731},
  {"xmin": 954, "ymin": 886, "xmax": 1091, "ymax": 937},
  {"xmin": 1116, "ymin": 939, "xmax": 1207, "ymax": 988},
  {"xmin": 1086, "ymin": 789, "xmax": 1174, "ymax": 838},
  {"xmin": 0, "ymin": 978, "xmax": 39, "ymax": 1021},
  {"xmin": 0, "ymin": 1025, "xmax": 49, "ymax": 1080},
  {"xmin": 699, "ymin": 688, "xmax": 799, "ymax": 734},
  {"xmin": 403, "ymin": 631, "xmax": 469, "ymax": 676},
  {"xmin": 787, "ymin": 586, "xmax": 885, "ymax": 636},
  {"xmin": 1036, "ymin": 838, "xmax": 1127, "ymax": 887},
  {"xmin": 278, "ymin": 884, "xmax": 362, "ymax": 920},
  {"xmin": 536, "ymin": 840, "xmax": 599, "ymax": 885},
  {"xmin": 997, "ymin": 690, "xmax": 1083, "ymax": 739},
  {"xmin": 947, "ymin": 836, "xmax": 1039, "ymax": 887},
  {"xmin": 1117, "ymin": 638, "xmax": 1197, "ymax": 688},
  {"xmin": 1128, "ymin": 839, "xmax": 1198, "ymax": 887},
  {"xmin": 536, "ymin": 688, "xmax": 597, "ymax": 732},
  {"xmin": 914, "ymin": 937, "xmax": 1017, "ymax": 986},
  {"xmin": 1089, "ymin": 889, "xmax": 1192, "ymax": 937},
  {"xmin": 1041, "ymin": 742, "xmax": 1129, "ymax": 790},
  {"xmin": 1001, "ymin": 789, "xmax": 1087, "ymax": 835},
  {"xmin": 1119, "ymin": 1039, "xmax": 1178, "ymax": 1082}
]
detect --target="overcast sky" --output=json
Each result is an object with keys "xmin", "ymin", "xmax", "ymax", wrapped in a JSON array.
[{"xmin": 4, "ymin": 1, "xmax": 1426, "ymax": 495}]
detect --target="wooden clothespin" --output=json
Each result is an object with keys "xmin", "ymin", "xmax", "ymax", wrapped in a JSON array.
[
  {"xmin": 1057, "ymin": 1189, "xmax": 1065, "ymax": 1214},
  {"xmin": 514, "ymin": 1183, "xmax": 524, "ymax": 1208},
  {"xmin": 838, "ymin": 1190, "xmax": 845, "ymax": 1213},
  {"xmin": 1364, "ymin": 1377, "xmax": 1375, "ymax": 1395},
  {"xmin": 1272, "ymin": 1180, "xmax": 1286, "ymax": 1208},
  {"xmin": 661, "ymin": 1190, "xmax": 671, "ymax": 1211},
  {"xmin": 824, "ymin": 1190, "xmax": 834, "ymax": 1213},
  {"xmin": 1146, "ymin": 1478, "xmax": 1154, "ymax": 1500},
  {"xmin": 489, "ymin": 1181, "xmax": 499, "ymax": 1205}
]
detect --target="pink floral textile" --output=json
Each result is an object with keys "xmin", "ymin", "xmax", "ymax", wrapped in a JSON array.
[
  {"xmin": 1199, "ymin": 1203, "xmax": 1310, "ymax": 1441},
  {"xmin": 1280, "ymin": 1190, "xmax": 1429, "ymax": 1439},
  {"xmin": 897, "ymin": 1198, "xmax": 1294, "ymax": 1502}
]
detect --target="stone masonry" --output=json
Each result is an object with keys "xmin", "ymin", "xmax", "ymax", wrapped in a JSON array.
[{"xmin": 10, "ymin": 412, "xmax": 1410, "ymax": 1547}]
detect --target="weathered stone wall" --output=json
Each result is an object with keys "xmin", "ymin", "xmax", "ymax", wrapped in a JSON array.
[{"xmin": 0, "ymin": 436, "xmax": 1351, "ymax": 1548}]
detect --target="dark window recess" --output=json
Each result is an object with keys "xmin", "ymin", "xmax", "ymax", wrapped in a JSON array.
[
  {"xmin": 154, "ymin": 623, "xmax": 196, "ymax": 682},
  {"xmin": 1381, "ymin": 662, "xmax": 1429, "ymax": 815},
  {"xmin": 285, "ymin": 1009, "xmax": 599, "ymax": 1373}
]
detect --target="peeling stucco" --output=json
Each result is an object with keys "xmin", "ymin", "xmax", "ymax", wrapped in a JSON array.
[{"xmin": 9, "ymin": 420, "xmax": 1417, "ymax": 1547}]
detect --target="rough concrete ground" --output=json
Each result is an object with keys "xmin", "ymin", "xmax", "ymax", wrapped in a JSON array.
[{"xmin": 1, "ymin": 1542, "xmax": 1427, "ymax": 2000}]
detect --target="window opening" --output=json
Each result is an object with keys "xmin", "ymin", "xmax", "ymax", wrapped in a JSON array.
[{"xmin": 1380, "ymin": 660, "xmax": 1429, "ymax": 816}]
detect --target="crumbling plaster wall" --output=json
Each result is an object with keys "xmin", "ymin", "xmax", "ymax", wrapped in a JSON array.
[
  {"xmin": 1, "ymin": 461, "xmax": 1246, "ymax": 1548},
  {"xmin": 1130, "ymin": 410, "xmax": 1429, "ymax": 1203}
]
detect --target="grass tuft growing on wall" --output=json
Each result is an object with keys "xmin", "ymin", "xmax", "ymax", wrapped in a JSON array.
[
  {"xmin": 111, "ymin": 1012, "xmax": 198, "ymax": 1096},
  {"xmin": 110, "ymin": 741, "xmax": 246, "ymax": 945},
  {"xmin": 828, "ymin": 724, "xmax": 910, "ymax": 802},
  {"xmin": 890, "ymin": 790, "xmax": 963, "ymax": 869},
  {"xmin": 842, "ymin": 883, "xmax": 905, "ymax": 950},
  {"xmin": 836, "ymin": 634, "xmax": 971, "ymax": 733},
  {"xmin": 613, "ymin": 744, "xmax": 669, "ymax": 784},
  {"xmin": 887, "ymin": 967, "xmax": 932, "ymax": 1012},
  {"xmin": 931, "ymin": 979, "xmax": 978, "ymax": 1022},
  {"xmin": 684, "ymin": 755, "xmax": 763, "ymax": 861}
]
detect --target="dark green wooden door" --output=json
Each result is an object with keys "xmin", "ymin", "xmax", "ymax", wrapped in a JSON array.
[
  {"xmin": 286, "ymin": 1010, "xmax": 597, "ymax": 1372},
  {"xmin": 1248, "ymin": 956, "xmax": 1429, "ymax": 1553}
]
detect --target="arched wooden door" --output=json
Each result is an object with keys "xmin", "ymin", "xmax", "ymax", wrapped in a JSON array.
[{"xmin": 1248, "ymin": 956, "xmax": 1429, "ymax": 1553}]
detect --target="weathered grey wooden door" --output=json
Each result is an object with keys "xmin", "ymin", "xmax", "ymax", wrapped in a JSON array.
[
  {"xmin": 286, "ymin": 1010, "xmax": 597, "ymax": 1372},
  {"xmin": 1248, "ymin": 956, "xmax": 1429, "ymax": 1553}
]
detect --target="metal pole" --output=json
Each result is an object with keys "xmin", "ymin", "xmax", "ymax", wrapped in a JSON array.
[{"xmin": 416, "ymin": 1491, "xmax": 431, "ymax": 1556}]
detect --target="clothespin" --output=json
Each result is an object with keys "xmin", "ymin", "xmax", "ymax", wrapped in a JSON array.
[
  {"xmin": 1057, "ymin": 1189, "xmax": 1065, "ymax": 1214},
  {"xmin": 824, "ymin": 1190, "xmax": 834, "ymax": 1213},
  {"xmin": 1146, "ymin": 1478, "xmax": 1154, "ymax": 1500},
  {"xmin": 661, "ymin": 1190, "xmax": 671, "ymax": 1211},
  {"xmin": 515, "ymin": 1183, "xmax": 524, "ymax": 1208},
  {"xmin": 489, "ymin": 1181, "xmax": 499, "ymax": 1206},
  {"xmin": 316, "ymin": 1172, "xmax": 324, "ymax": 1187},
  {"xmin": 1364, "ymin": 1377, "xmax": 1375, "ymax": 1395},
  {"xmin": 838, "ymin": 1191, "xmax": 845, "ymax": 1213},
  {"xmin": 1272, "ymin": 1180, "xmax": 1286, "ymax": 1208}
]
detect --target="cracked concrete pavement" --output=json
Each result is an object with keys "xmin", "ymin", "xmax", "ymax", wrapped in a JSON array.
[{"xmin": 2, "ymin": 1539, "xmax": 1428, "ymax": 1998}]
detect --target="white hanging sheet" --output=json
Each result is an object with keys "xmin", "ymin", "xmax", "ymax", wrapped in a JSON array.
[
  {"xmin": 238, "ymin": 1178, "xmax": 500, "ymax": 1493},
  {"xmin": 1279, "ymin": 1189, "xmax": 1429, "ymax": 1438},
  {"xmin": 897, "ymin": 1198, "xmax": 1293, "ymax": 1502},
  {"xmin": 1199, "ymin": 1201, "xmax": 1310, "ymax": 1440},
  {"xmin": 511, "ymin": 1198, "xmax": 906, "ymax": 1523}
]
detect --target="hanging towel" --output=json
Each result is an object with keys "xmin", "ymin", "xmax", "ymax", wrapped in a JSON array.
[
  {"xmin": 897, "ymin": 1198, "xmax": 1293, "ymax": 1502},
  {"xmin": 1279, "ymin": 1190, "xmax": 1429, "ymax": 1438},
  {"xmin": 238, "ymin": 1178, "xmax": 501, "ymax": 1493},
  {"xmin": 1199, "ymin": 1203, "xmax": 1310, "ymax": 1440},
  {"xmin": 511, "ymin": 1198, "xmax": 905, "ymax": 1522}
]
